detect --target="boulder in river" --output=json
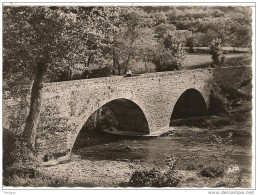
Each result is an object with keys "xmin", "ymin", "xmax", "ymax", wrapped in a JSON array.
[{"xmin": 124, "ymin": 146, "xmax": 133, "ymax": 152}]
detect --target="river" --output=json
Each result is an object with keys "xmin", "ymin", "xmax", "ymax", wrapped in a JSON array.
[{"xmin": 73, "ymin": 125, "xmax": 252, "ymax": 171}]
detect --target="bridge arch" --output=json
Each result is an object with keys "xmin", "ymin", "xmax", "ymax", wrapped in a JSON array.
[
  {"xmin": 69, "ymin": 98, "xmax": 150, "ymax": 153},
  {"xmin": 170, "ymin": 88, "xmax": 208, "ymax": 121}
]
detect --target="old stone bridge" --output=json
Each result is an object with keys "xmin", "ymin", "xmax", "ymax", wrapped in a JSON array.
[{"xmin": 3, "ymin": 66, "xmax": 251, "ymax": 161}]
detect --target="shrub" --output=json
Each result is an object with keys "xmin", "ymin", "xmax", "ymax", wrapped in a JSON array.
[
  {"xmin": 186, "ymin": 36, "xmax": 195, "ymax": 53},
  {"xmin": 126, "ymin": 168, "xmax": 162, "ymax": 187},
  {"xmin": 153, "ymin": 34, "xmax": 186, "ymax": 72},
  {"xmin": 3, "ymin": 129, "xmax": 40, "ymax": 187},
  {"xmin": 3, "ymin": 129, "xmax": 35, "ymax": 167},
  {"xmin": 211, "ymin": 132, "xmax": 234, "ymax": 161},
  {"xmin": 124, "ymin": 155, "xmax": 180, "ymax": 187},
  {"xmin": 88, "ymin": 66, "xmax": 112, "ymax": 78},
  {"xmin": 211, "ymin": 84, "xmax": 252, "ymax": 110},
  {"xmin": 199, "ymin": 163, "xmax": 225, "ymax": 178},
  {"xmin": 199, "ymin": 132, "xmax": 235, "ymax": 179},
  {"xmin": 220, "ymin": 85, "xmax": 251, "ymax": 104},
  {"xmin": 209, "ymin": 89, "xmax": 230, "ymax": 115},
  {"xmin": 210, "ymin": 38, "xmax": 225, "ymax": 67},
  {"xmin": 3, "ymin": 129, "xmax": 18, "ymax": 170},
  {"xmin": 153, "ymin": 49, "xmax": 183, "ymax": 71}
]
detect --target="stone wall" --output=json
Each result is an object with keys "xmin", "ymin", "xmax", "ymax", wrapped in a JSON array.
[{"xmin": 2, "ymin": 66, "xmax": 252, "ymax": 160}]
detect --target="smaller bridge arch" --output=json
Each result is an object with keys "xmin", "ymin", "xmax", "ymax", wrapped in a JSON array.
[{"xmin": 170, "ymin": 88, "xmax": 208, "ymax": 121}]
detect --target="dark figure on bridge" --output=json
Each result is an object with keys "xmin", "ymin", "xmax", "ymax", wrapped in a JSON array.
[{"xmin": 125, "ymin": 69, "xmax": 132, "ymax": 77}]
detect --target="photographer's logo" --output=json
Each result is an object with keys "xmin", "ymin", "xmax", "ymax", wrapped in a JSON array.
[{"xmin": 227, "ymin": 165, "xmax": 240, "ymax": 174}]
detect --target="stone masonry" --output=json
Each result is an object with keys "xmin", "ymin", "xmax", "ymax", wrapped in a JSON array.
[{"xmin": 3, "ymin": 66, "xmax": 252, "ymax": 160}]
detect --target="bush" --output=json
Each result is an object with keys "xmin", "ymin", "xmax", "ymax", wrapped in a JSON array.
[
  {"xmin": 199, "ymin": 132, "xmax": 235, "ymax": 179},
  {"xmin": 124, "ymin": 155, "xmax": 180, "ymax": 187},
  {"xmin": 209, "ymin": 89, "xmax": 230, "ymax": 115},
  {"xmin": 210, "ymin": 84, "xmax": 252, "ymax": 113},
  {"xmin": 211, "ymin": 132, "xmax": 234, "ymax": 161},
  {"xmin": 88, "ymin": 66, "xmax": 112, "ymax": 78},
  {"xmin": 2, "ymin": 130, "xmax": 34, "ymax": 169},
  {"xmin": 3, "ymin": 129, "xmax": 40, "ymax": 186},
  {"xmin": 126, "ymin": 168, "xmax": 162, "ymax": 187},
  {"xmin": 220, "ymin": 85, "xmax": 251, "ymax": 104},
  {"xmin": 210, "ymin": 38, "xmax": 225, "ymax": 67},
  {"xmin": 199, "ymin": 163, "xmax": 225, "ymax": 178},
  {"xmin": 153, "ymin": 34, "xmax": 186, "ymax": 72},
  {"xmin": 3, "ymin": 129, "xmax": 17, "ymax": 170},
  {"xmin": 186, "ymin": 36, "xmax": 195, "ymax": 53},
  {"xmin": 153, "ymin": 50, "xmax": 183, "ymax": 71}
]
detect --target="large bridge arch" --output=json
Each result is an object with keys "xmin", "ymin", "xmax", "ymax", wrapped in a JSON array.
[{"xmin": 67, "ymin": 96, "xmax": 151, "ymax": 153}]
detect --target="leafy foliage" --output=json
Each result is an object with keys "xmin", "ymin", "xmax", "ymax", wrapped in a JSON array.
[
  {"xmin": 124, "ymin": 155, "xmax": 180, "ymax": 187},
  {"xmin": 199, "ymin": 132, "xmax": 234, "ymax": 178},
  {"xmin": 154, "ymin": 23, "xmax": 177, "ymax": 39},
  {"xmin": 154, "ymin": 34, "xmax": 186, "ymax": 71},
  {"xmin": 211, "ymin": 132, "xmax": 234, "ymax": 159},
  {"xmin": 199, "ymin": 162, "xmax": 225, "ymax": 178},
  {"xmin": 3, "ymin": 6, "xmax": 252, "ymax": 89},
  {"xmin": 210, "ymin": 38, "xmax": 225, "ymax": 67},
  {"xmin": 209, "ymin": 89, "xmax": 230, "ymax": 114},
  {"xmin": 88, "ymin": 66, "xmax": 113, "ymax": 78},
  {"xmin": 3, "ymin": 7, "xmax": 70, "ymax": 98}
]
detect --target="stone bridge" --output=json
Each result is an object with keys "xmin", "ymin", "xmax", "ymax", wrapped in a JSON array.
[{"xmin": 3, "ymin": 66, "xmax": 252, "ymax": 161}]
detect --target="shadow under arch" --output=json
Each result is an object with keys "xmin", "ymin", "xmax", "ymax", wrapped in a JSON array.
[
  {"xmin": 71, "ymin": 98, "xmax": 150, "ymax": 152},
  {"xmin": 170, "ymin": 88, "xmax": 208, "ymax": 122}
]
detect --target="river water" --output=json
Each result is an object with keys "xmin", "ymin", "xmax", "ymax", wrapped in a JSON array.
[{"xmin": 73, "ymin": 126, "xmax": 252, "ymax": 170}]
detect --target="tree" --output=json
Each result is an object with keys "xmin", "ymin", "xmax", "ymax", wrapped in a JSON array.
[
  {"xmin": 210, "ymin": 38, "xmax": 225, "ymax": 67},
  {"xmin": 4, "ymin": 6, "xmax": 120, "ymax": 153},
  {"xmin": 3, "ymin": 6, "xmax": 72, "ymax": 153},
  {"xmin": 112, "ymin": 8, "xmax": 145, "ymax": 74},
  {"xmin": 186, "ymin": 36, "xmax": 195, "ymax": 53},
  {"xmin": 154, "ymin": 23, "xmax": 177, "ymax": 39},
  {"xmin": 134, "ymin": 28, "xmax": 158, "ymax": 72},
  {"xmin": 65, "ymin": 7, "xmax": 117, "ymax": 72},
  {"xmin": 152, "ymin": 12, "xmax": 167, "ymax": 26},
  {"xmin": 153, "ymin": 33, "xmax": 186, "ymax": 71},
  {"xmin": 166, "ymin": 7, "xmax": 179, "ymax": 23}
]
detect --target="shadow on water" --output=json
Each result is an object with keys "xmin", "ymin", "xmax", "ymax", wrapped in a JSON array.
[{"xmin": 73, "ymin": 126, "xmax": 154, "ymax": 163}]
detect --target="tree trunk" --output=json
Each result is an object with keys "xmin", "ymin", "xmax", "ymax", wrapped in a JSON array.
[
  {"xmin": 124, "ymin": 52, "xmax": 131, "ymax": 74},
  {"xmin": 124, "ymin": 34, "xmax": 135, "ymax": 73},
  {"xmin": 68, "ymin": 56, "xmax": 73, "ymax": 80},
  {"xmin": 68, "ymin": 67, "xmax": 72, "ymax": 80},
  {"xmin": 144, "ymin": 58, "xmax": 148, "ymax": 72},
  {"xmin": 87, "ymin": 54, "xmax": 93, "ymax": 67},
  {"xmin": 113, "ymin": 52, "xmax": 121, "ymax": 75},
  {"xmin": 117, "ymin": 61, "xmax": 121, "ymax": 75},
  {"xmin": 112, "ymin": 50, "xmax": 116, "ymax": 75},
  {"xmin": 82, "ymin": 58, "xmax": 87, "ymax": 68},
  {"xmin": 23, "ymin": 60, "xmax": 46, "ymax": 153}
]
